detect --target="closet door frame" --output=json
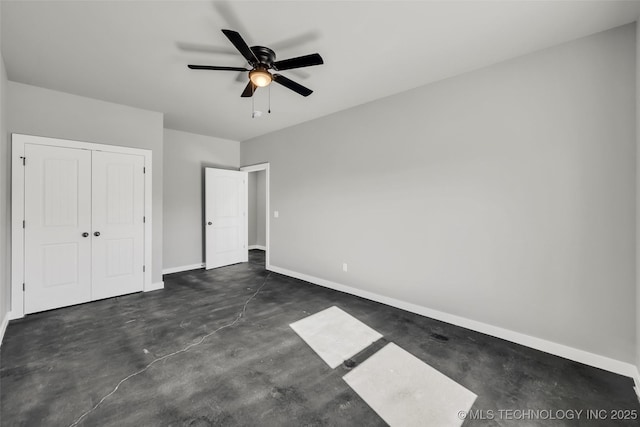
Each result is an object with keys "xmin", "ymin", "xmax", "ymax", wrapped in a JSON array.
[{"xmin": 11, "ymin": 133, "xmax": 154, "ymax": 319}]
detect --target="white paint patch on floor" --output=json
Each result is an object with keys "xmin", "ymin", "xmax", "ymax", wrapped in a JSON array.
[
  {"xmin": 343, "ymin": 342, "xmax": 477, "ymax": 427},
  {"xmin": 289, "ymin": 306, "xmax": 383, "ymax": 368}
]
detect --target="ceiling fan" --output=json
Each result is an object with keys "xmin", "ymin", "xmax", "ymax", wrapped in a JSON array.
[{"xmin": 188, "ymin": 29, "xmax": 324, "ymax": 98}]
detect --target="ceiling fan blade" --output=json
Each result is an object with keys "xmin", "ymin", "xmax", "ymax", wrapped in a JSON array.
[
  {"xmin": 241, "ymin": 81, "xmax": 257, "ymax": 97},
  {"xmin": 221, "ymin": 29, "xmax": 259, "ymax": 65},
  {"xmin": 273, "ymin": 74, "xmax": 313, "ymax": 97},
  {"xmin": 188, "ymin": 65, "xmax": 249, "ymax": 72},
  {"xmin": 273, "ymin": 53, "xmax": 323, "ymax": 71}
]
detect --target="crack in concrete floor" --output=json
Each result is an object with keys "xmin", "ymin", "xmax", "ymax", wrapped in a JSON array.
[{"xmin": 67, "ymin": 272, "xmax": 271, "ymax": 427}]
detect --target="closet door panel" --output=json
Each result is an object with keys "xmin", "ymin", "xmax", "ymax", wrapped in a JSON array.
[
  {"xmin": 24, "ymin": 144, "xmax": 92, "ymax": 313},
  {"xmin": 91, "ymin": 151, "xmax": 145, "ymax": 300}
]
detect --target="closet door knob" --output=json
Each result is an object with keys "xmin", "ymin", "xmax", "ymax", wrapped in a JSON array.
[
  {"xmin": 208, "ymin": 222, "xmax": 212, "ymax": 225},
  {"xmin": 82, "ymin": 232, "xmax": 89, "ymax": 237},
  {"xmin": 94, "ymin": 231, "xmax": 101, "ymax": 237}
]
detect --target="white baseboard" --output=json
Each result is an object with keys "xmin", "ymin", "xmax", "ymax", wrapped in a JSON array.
[
  {"xmin": 633, "ymin": 368, "xmax": 640, "ymax": 403},
  {"xmin": 0, "ymin": 311, "xmax": 11, "ymax": 347},
  {"xmin": 248, "ymin": 245, "xmax": 266, "ymax": 251},
  {"xmin": 144, "ymin": 281, "xmax": 164, "ymax": 292},
  {"xmin": 268, "ymin": 264, "xmax": 638, "ymax": 379},
  {"xmin": 162, "ymin": 263, "xmax": 205, "ymax": 275}
]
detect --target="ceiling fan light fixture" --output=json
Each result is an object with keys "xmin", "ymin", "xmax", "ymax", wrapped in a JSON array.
[{"xmin": 249, "ymin": 69, "xmax": 272, "ymax": 87}]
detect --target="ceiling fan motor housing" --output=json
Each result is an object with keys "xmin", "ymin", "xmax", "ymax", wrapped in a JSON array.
[{"xmin": 250, "ymin": 46, "xmax": 276, "ymax": 68}]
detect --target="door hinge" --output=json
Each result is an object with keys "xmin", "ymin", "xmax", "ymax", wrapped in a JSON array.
[
  {"xmin": 143, "ymin": 216, "xmax": 146, "ymax": 223},
  {"xmin": 143, "ymin": 167, "xmax": 146, "ymax": 174},
  {"xmin": 143, "ymin": 265, "xmax": 146, "ymax": 272},
  {"xmin": 22, "ymin": 283, "xmax": 25, "ymax": 292},
  {"xmin": 20, "ymin": 156, "xmax": 25, "ymax": 166},
  {"xmin": 22, "ymin": 220, "xmax": 25, "ymax": 229}
]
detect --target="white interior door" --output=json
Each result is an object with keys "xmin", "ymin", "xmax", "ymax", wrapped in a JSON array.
[
  {"xmin": 205, "ymin": 168, "xmax": 248, "ymax": 269},
  {"xmin": 24, "ymin": 144, "xmax": 92, "ymax": 313},
  {"xmin": 91, "ymin": 151, "xmax": 145, "ymax": 300}
]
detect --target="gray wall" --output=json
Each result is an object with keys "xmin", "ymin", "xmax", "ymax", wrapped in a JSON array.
[
  {"xmin": 248, "ymin": 170, "xmax": 267, "ymax": 248},
  {"xmin": 255, "ymin": 170, "xmax": 266, "ymax": 247},
  {"xmin": 636, "ymin": 20, "xmax": 640, "ymax": 376},
  {"xmin": 248, "ymin": 172, "xmax": 258, "ymax": 246},
  {"xmin": 0, "ymin": 5, "xmax": 9, "ymax": 326},
  {"xmin": 163, "ymin": 128, "xmax": 240, "ymax": 270},
  {"xmin": 7, "ymin": 82, "xmax": 164, "ymax": 286},
  {"xmin": 242, "ymin": 24, "xmax": 636, "ymax": 363}
]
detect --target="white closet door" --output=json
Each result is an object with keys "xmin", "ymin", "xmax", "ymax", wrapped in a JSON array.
[
  {"xmin": 24, "ymin": 144, "xmax": 92, "ymax": 314},
  {"xmin": 91, "ymin": 151, "xmax": 145, "ymax": 300},
  {"xmin": 205, "ymin": 168, "xmax": 248, "ymax": 269}
]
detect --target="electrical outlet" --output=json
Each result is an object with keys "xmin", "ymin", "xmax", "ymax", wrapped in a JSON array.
[
  {"xmin": 342, "ymin": 263, "xmax": 348, "ymax": 272},
  {"xmin": 274, "ymin": 211, "xmax": 279, "ymax": 218}
]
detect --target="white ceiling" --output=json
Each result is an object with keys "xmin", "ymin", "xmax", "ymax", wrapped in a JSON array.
[{"xmin": 2, "ymin": 1, "xmax": 640, "ymax": 142}]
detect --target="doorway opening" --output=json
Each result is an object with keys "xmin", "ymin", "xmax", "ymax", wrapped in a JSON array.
[{"xmin": 241, "ymin": 163, "xmax": 270, "ymax": 269}]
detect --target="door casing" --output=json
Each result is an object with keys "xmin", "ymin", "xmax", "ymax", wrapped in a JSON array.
[{"xmin": 11, "ymin": 134, "xmax": 153, "ymax": 319}]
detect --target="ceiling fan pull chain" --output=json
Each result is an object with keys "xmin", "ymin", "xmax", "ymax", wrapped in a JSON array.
[
  {"xmin": 268, "ymin": 84, "xmax": 271, "ymax": 114},
  {"xmin": 252, "ymin": 90, "xmax": 255, "ymax": 118}
]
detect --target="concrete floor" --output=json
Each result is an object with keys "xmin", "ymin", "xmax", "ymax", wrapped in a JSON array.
[{"xmin": 1, "ymin": 250, "xmax": 639, "ymax": 426}]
